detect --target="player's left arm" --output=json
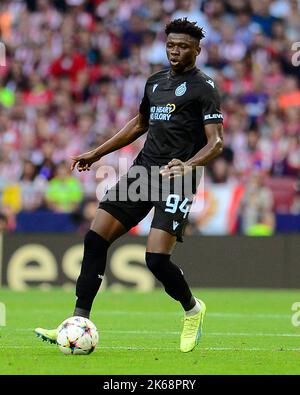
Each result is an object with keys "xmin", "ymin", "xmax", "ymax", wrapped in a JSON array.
[
  {"xmin": 160, "ymin": 122, "xmax": 224, "ymax": 177},
  {"xmin": 186, "ymin": 122, "xmax": 224, "ymax": 167}
]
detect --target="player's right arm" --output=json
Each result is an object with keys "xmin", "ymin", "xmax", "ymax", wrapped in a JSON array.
[{"xmin": 70, "ymin": 112, "xmax": 149, "ymax": 172}]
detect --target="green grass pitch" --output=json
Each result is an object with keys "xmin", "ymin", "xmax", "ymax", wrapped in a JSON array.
[{"xmin": 0, "ymin": 288, "xmax": 299, "ymax": 375}]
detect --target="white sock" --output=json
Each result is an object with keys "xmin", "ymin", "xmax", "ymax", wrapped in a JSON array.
[{"xmin": 185, "ymin": 299, "xmax": 201, "ymax": 317}]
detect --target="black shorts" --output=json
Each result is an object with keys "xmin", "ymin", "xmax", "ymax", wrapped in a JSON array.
[{"xmin": 98, "ymin": 166, "xmax": 200, "ymax": 242}]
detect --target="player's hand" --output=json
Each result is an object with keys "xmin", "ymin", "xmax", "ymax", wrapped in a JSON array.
[
  {"xmin": 70, "ymin": 151, "xmax": 100, "ymax": 172},
  {"xmin": 160, "ymin": 159, "xmax": 192, "ymax": 179}
]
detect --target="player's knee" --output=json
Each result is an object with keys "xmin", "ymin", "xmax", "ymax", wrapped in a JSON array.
[
  {"xmin": 84, "ymin": 229, "xmax": 110, "ymax": 254},
  {"xmin": 145, "ymin": 252, "xmax": 170, "ymax": 275}
]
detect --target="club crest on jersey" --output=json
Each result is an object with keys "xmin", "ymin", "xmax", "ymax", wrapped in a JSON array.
[
  {"xmin": 175, "ymin": 82, "xmax": 187, "ymax": 96},
  {"xmin": 152, "ymin": 84, "xmax": 158, "ymax": 93}
]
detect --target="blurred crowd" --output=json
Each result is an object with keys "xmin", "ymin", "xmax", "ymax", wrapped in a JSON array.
[{"xmin": 0, "ymin": 0, "xmax": 299, "ymax": 235}]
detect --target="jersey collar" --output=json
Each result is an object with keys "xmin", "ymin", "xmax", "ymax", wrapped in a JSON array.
[{"xmin": 168, "ymin": 66, "xmax": 198, "ymax": 79}]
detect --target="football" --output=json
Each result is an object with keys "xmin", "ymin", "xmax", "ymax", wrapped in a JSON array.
[{"xmin": 56, "ymin": 316, "xmax": 99, "ymax": 355}]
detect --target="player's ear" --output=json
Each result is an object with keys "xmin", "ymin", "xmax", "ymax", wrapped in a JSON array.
[{"xmin": 196, "ymin": 46, "xmax": 201, "ymax": 56}]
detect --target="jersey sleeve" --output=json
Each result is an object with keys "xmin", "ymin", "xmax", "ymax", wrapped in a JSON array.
[
  {"xmin": 139, "ymin": 82, "xmax": 150, "ymax": 119},
  {"xmin": 198, "ymin": 82, "xmax": 223, "ymax": 124}
]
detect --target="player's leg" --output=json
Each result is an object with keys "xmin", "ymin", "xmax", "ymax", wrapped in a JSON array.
[
  {"xmin": 146, "ymin": 227, "xmax": 198, "ymax": 312},
  {"xmin": 147, "ymin": 203, "xmax": 206, "ymax": 352},
  {"xmin": 35, "ymin": 209, "xmax": 127, "ymax": 343},
  {"xmin": 74, "ymin": 208, "xmax": 128, "ymax": 318}
]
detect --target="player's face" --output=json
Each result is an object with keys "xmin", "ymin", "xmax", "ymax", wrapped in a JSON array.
[{"xmin": 166, "ymin": 33, "xmax": 200, "ymax": 73}]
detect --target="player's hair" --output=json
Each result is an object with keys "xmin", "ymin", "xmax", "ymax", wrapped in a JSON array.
[{"xmin": 165, "ymin": 18, "xmax": 205, "ymax": 42}]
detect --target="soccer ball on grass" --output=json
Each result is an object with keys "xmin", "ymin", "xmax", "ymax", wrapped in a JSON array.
[{"xmin": 57, "ymin": 316, "xmax": 99, "ymax": 355}]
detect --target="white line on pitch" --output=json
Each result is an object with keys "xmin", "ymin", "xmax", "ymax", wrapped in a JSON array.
[
  {"xmin": 0, "ymin": 345, "xmax": 300, "ymax": 352},
  {"xmin": 98, "ymin": 346, "xmax": 300, "ymax": 351},
  {"xmin": 12, "ymin": 328, "xmax": 300, "ymax": 337},
  {"xmin": 101, "ymin": 331, "xmax": 300, "ymax": 337}
]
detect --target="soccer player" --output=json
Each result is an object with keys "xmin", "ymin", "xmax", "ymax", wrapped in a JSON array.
[{"xmin": 35, "ymin": 18, "xmax": 224, "ymax": 353}]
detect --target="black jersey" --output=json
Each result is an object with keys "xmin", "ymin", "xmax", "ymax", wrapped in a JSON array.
[{"xmin": 135, "ymin": 66, "xmax": 223, "ymax": 169}]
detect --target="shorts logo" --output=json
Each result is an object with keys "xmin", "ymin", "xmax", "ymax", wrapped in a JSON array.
[
  {"xmin": 152, "ymin": 84, "xmax": 158, "ymax": 93},
  {"xmin": 173, "ymin": 220, "xmax": 179, "ymax": 230},
  {"xmin": 175, "ymin": 82, "xmax": 186, "ymax": 96}
]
